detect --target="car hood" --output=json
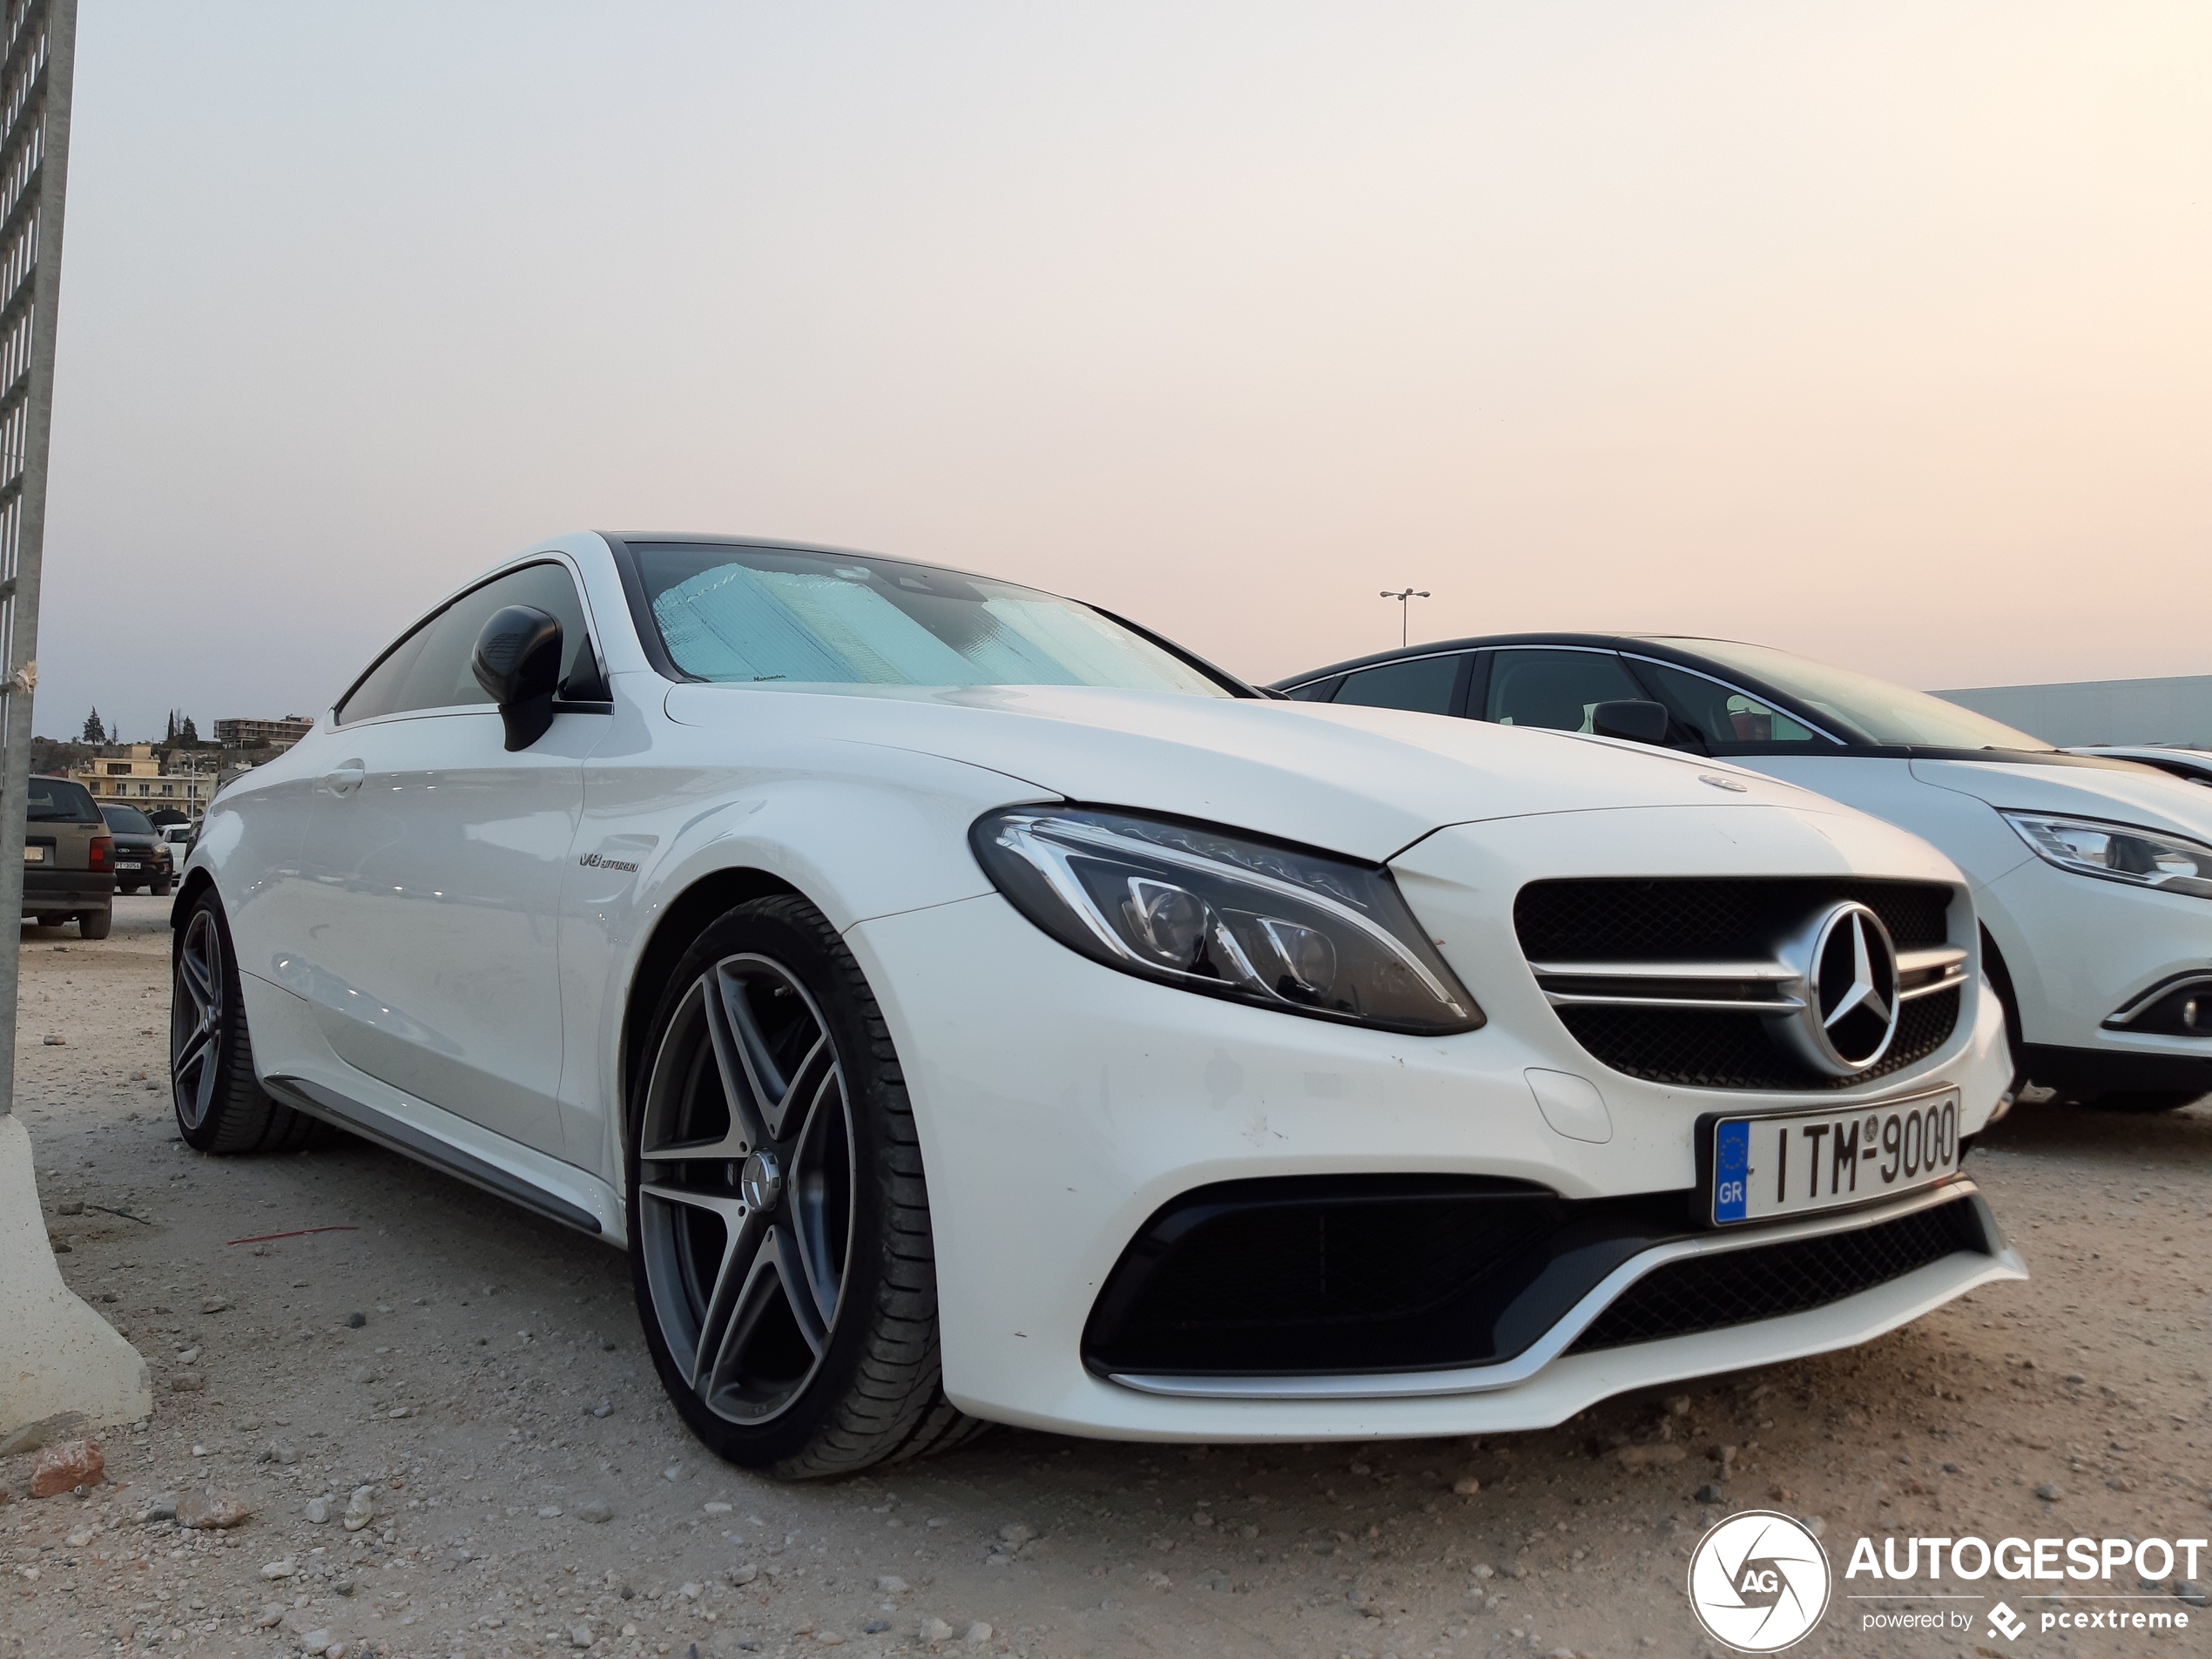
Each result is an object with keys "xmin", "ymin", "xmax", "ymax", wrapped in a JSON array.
[
  {"xmin": 1910, "ymin": 755, "xmax": 2212, "ymax": 841},
  {"xmin": 664, "ymin": 681, "xmax": 1849, "ymax": 862}
]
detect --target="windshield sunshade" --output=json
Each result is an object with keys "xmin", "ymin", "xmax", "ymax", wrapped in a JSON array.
[{"xmin": 631, "ymin": 543, "xmax": 1231, "ymax": 698}]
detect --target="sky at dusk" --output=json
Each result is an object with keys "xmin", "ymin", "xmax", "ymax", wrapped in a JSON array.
[{"xmin": 39, "ymin": 2, "xmax": 2212, "ymax": 741}]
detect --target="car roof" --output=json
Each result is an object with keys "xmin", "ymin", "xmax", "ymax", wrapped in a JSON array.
[{"xmin": 1268, "ymin": 631, "xmax": 1746, "ymax": 689}]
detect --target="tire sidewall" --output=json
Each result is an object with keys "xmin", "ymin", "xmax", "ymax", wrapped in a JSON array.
[{"xmin": 625, "ymin": 896, "xmax": 903, "ymax": 1472}]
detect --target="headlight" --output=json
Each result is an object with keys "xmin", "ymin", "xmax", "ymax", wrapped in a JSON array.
[
  {"xmin": 970, "ymin": 806, "xmax": 1484, "ymax": 1035},
  {"xmin": 2001, "ymin": 811, "xmax": 2212, "ymax": 900}
]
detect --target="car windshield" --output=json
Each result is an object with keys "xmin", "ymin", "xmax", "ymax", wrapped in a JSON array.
[
  {"xmin": 630, "ymin": 543, "xmax": 1233, "ymax": 698},
  {"xmin": 1651, "ymin": 639, "xmax": 2052, "ymax": 750},
  {"xmin": 26, "ymin": 776, "xmax": 98, "ymax": 822},
  {"xmin": 100, "ymin": 805, "xmax": 155, "ymax": 834}
]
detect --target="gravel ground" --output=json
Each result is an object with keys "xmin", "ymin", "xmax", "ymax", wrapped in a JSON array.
[{"xmin": 5, "ymin": 896, "xmax": 2209, "ymax": 1659}]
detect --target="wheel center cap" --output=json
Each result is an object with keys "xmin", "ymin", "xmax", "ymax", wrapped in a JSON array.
[{"xmin": 739, "ymin": 1150, "xmax": 782, "ymax": 1212}]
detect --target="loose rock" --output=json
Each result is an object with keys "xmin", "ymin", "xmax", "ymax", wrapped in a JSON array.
[
  {"xmin": 178, "ymin": 1491, "xmax": 251, "ymax": 1529},
  {"xmin": 305, "ymin": 1496, "xmax": 330, "ymax": 1524},
  {"xmin": 577, "ymin": 1497, "xmax": 613, "ymax": 1523},
  {"xmin": 261, "ymin": 1559, "xmax": 296, "ymax": 1579},
  {"xmin": 921, "ymin": 1618, "xmax": 954, "ymax": 1643},
  {"xmin": 2035, "ymin": 1482, "xmax": 2065, "ymax": 1501},
  {"xmin": 341, "ymin": 1485, "xmax": 375, "ymax": 1531},
  {"xmin": 1452, "ymin": 1474, "xmax": 1481, "ymax": 1494},
  {"xmin": 30, "ymin": 1440, "xmax": 104, "ymax": 1498},
  {"xmin": 877, "ymin": 1575, "xmax": 909, "ymax": 1594},
  {"xmin": 963, "ymin": 1622, "xmax": 994, "ymax": 1645},
  {"xmin": 199, "ymin": 1295, "xmax": 230, "ymax": 1314}
]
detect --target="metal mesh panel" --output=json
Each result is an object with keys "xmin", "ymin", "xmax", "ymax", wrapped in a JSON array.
[
  {"xmin": 1514, "ymin": 878, "xmax": 1954, "ymax": 961},
  {"xmin": 1557, "ymin": 986, "xmax": 1959, "ymax": 1091},
  {"xmin": 1565, "ymin": 1197, "xmax": 1982, "ymax": 1353}
]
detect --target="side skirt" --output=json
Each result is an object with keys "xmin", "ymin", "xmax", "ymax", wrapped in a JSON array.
[{"xmin": 265, "ymin": 1073, "xmax": 604, "ymax": 1237}]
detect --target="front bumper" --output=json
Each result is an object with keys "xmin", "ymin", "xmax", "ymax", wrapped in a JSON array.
[
  {"xmin": 846, "ymin": 875, "xmax": 2018, "ymax": 1441},
  {"xmin": 1984, "ymin": 856, "xmax": 2212, "ymax": 1092}
]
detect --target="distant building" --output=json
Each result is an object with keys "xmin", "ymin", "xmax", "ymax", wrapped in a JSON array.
[
  {"xmin": 67, "ymin": 743, "xmax": 215, "ymax": 814},
  {"xmin": 1932, "ymin": 674, "xmax": 2212, "ymax": 748},
  {"xmin": 215, "ymin": 714, "xmax": 314, "ymax": 751}
]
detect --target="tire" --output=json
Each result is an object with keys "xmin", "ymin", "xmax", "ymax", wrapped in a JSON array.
[
  {"xmin": 2088, "ymin": 1089, "xmax": 2203, "ymax": 1114},
  {"xmin": 152, "ymin": 880, "xmax": 172, "ymax": 897},
  {"xmin": 170, "ymin": 890, "xmax": 323, "ymax": 1154},
  {"xmin": 626, "ymin": 893, "xmax": 985, "ymax": 1478},
  {"xmin": 78, "ymin": 908, "xmax": 111, "ymax": 941}
]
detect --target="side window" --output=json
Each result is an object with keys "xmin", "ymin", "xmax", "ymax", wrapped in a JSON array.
[
  {"xmin": 1332, "ymin": 654, "xmax": 1464, "ymax": 715},
  {"xmin": 339, "ymin": 563, "xmax": 598, "ymax": 725},
  {"xmin": 1635, "ymin": 660, "xmax": 1820, "ymax": 746},
  {"xmin": 1283, "ymin": 676, "xmax": 1343, "ymax": 702},
  {"xmin": 1482, "ymin": 649, "xmax": 1646, "ymax": 732}
]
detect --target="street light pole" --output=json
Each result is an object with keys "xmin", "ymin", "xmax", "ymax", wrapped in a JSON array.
[{"xmin": 1379, "ymin": 587, "xmax": 1432, "ymax": 649}]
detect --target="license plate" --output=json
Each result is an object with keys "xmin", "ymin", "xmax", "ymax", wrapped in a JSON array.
[
  {"xmin": 21, "ymin": 846, "xmax": 42, "ymax": 861},
  {"xmin": 1710, "ymin": 1087, "xmax": 1962, "ymax": 1224},
  {"xmin": 117, "ymin": 860, "xmax": 141, "ymax": 870}
]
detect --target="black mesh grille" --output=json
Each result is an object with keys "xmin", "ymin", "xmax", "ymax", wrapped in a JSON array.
[
  {"xmin": 1566, "ymin": 1196, "xmax": 1984, "ymax": 1353},
  {"xmin": 1125, "ymin": 1200, "xmax": 1554, "ymax": 1335},
  {"xmin": 1557, "ymin": 986, "xmax": 1959, "ymax": 1090},
  {"xmin": 1517, "ymin": 878, "xmax": 1960, "ymax": 1089},
  {"xmin": 1516, "ymin": 878, "xmax": 1954, "ymax": 961}
]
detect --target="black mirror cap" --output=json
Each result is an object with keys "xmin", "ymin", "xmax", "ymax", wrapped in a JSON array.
[
  {"xmin": 471, "ymin": 604, "xmax": 563, "ymax": 751},
  {"xmin": 1590, "ymin": 698, "xmax": 1670, "ymax": 745}
]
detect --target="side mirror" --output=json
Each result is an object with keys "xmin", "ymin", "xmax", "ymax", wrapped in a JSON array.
[
  {"xmin": 471, "ymin": 605, "xmax": 563, "ymax": 752},
  {"xmin": 1590, "ymin": 698, "xmax": 1671, "ymax": 745}
]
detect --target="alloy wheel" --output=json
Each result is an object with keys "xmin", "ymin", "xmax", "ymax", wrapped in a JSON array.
[
  {"xmin": 637, "ymin": 953, "xmax": 855, "ymax": 1426},
  {"xmin": 171, "ymin": 907, "xmax": 226, "ymax": 1130}
]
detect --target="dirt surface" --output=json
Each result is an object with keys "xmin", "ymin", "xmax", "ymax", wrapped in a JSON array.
[{"xmin": 5, "ymin": 896, "xmax": 2210, "ymax": 1659}]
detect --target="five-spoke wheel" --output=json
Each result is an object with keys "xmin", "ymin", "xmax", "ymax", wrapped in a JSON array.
[
  {"xmin": 637, "ymin": 952, "xmax": 854, "ymax": 1426},
  {"xmin": 624, "ymin": 894, "xmax": 982, "ymax": 1475},
  {"xmin": 172, "ymin": 904, "xmax": 227, "ymax": 1134}
]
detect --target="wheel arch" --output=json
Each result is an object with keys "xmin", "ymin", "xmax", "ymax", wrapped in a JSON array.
[
  {"xmin": 618, "ymin": 864, "xmax": 807, "ymax": 1128},
  {"xmin": 170, "ymin": 867, "xmax": 218, "ymax": 935}
]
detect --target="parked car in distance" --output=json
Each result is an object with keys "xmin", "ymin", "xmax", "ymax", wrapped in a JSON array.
[
  {"xmin": 159, "ymin": 821, "xmax": 197, "ymax": 869},
  {"xmin": 1275, "ymin": 633, "xmax": 2212, "ymax": 1111},
  {"xmin": 99, "ymin": 802, "xmax": 174, "ymax": 895},
  {"xmin": 176, "ymin": 534, "xmax": 2020, "ymax": 1477},
  {"xmin": 24, "ymin": 773, "xmax": 113, "ymax": 938},
  {"xmin": 2067, "ymin": 745, "xmax": 2212, "ymax": 789}
]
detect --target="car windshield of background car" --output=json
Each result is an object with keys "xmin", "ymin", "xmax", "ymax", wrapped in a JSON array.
[
  {"xmin": 100, "ymin": 805, "xmax": 155, "ymax": 835},
  {"xmin": 632, "ymin": 543, "xmax": 1232, "ymax": 697},
  {"xmin": 1654, "ymin": 639, "xmax": 2051, "ymax": 750},
  {"xmin": 27, "ymin": 777, "xmax": 98, "ymax": 822}
]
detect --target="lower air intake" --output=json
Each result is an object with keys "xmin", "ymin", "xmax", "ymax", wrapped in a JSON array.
[{"xmin": 1565, "ymin": 1194, "xmax": 1986, "ymax": 1354}]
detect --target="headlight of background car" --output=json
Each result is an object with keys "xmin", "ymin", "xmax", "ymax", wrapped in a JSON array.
[
  {"xmin": 2001, "ymin": 811, "xmax": 2212, "ymax": 900},
  {"xmin": 970, "ymin": 807, "xmax": 1484, "ymax": 1035}
]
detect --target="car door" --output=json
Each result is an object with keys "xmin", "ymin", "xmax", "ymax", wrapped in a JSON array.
[{"xmin": 293, "ymin": 560, "xmax": 610, "ymax": 1157}]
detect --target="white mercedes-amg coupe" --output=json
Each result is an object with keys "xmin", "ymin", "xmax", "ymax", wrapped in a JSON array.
[{"xmin": 172, "ymin": 534, "xmax": 2023, "ymax": 1476}]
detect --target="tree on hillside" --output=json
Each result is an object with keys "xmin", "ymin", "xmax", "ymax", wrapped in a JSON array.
[
  {"xmin": 80, "ymin": 708, "xmax": 105, "ymax": 745},
  {"xmin": 179, "ymin": 714, "xmax": 199, "ymax": 745}
]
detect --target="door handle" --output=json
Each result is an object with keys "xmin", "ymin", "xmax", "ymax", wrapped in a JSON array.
[{"xmin": 323, "ymin": 760, "xmax": 366, "ymax": 797}]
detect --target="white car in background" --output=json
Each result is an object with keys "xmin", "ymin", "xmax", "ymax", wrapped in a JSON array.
[
  {"xmin": 1276, "ymin": 634, "xmax": 2212, "ymax": 1111},
  {"xmin": 173, "ymin": 535, "xmax": 2020, "ymax": 1475}
]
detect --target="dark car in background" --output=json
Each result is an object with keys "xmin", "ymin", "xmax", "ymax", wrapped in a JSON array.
[
  {"xmin": 98, "ymin": 802, "xmax": 174, "ymax": 895},
  {"xmin": 24, "ymin": 774, "xmax": 113, "ymax": 938}
]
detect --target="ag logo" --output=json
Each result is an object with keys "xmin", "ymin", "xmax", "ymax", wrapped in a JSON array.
[{"xmin": 1686, "ymin": 1510, "xmax": 1831, "ymax": 1652}]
